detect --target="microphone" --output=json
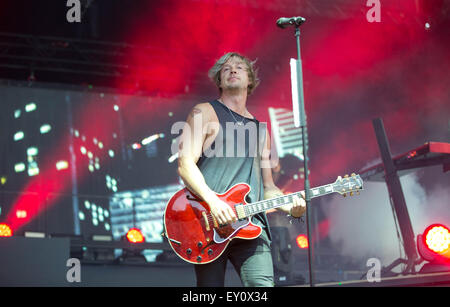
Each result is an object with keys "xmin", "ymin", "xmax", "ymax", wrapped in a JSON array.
[{"xmin": 276, "ymin": 16, "xmax": 306, "ymax": 28}]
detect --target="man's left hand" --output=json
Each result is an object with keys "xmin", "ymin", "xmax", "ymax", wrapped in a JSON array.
[{"xmin": 290, "ymin": 192, "xmax": 306, "ymax": 218}]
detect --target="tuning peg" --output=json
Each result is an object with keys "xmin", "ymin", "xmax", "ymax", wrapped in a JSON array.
[
  {"xmin": 351, "ymin": 173, "xmax": 356, "ymax": 177},
  {"xmin": 344, "ymin": 174, "xmax": 349, "ymax": 178},
  {"xmin": 350, "ymin": 192, "xmax": 354, "ymax": 196},
  {"xmin": 343, "ymin": 193, "xmax": 347, "ymax": 197}
]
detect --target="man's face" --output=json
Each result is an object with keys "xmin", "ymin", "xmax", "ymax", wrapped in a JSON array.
[{"xmin": 219, "ymin": 56, "xmax": 250, "ymax": 93}]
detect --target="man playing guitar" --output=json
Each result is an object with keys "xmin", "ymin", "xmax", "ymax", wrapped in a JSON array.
[{"xmin": 176, "ymin": 52, "xmax": 306, "ymax": 287}]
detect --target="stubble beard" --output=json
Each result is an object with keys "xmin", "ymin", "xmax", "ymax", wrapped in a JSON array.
[{"xmin": 222, "ymin": 80, "xmax": 248, "ymax": 95}]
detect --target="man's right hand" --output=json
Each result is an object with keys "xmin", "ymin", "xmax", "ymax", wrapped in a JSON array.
[{"xmin": 207, "ymin": 196, "xmax": 238, "ymax": 226}]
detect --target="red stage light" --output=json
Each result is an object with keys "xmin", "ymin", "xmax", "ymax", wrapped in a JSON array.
[
  {"xmin": 296, "ymin": 234, "xmax": 309, "ymax": 249},
  {"xmin": 0, "ymin": 224, "xmax": 13, "ymax": 237},
  {"xmin": 424, "ymin": 224, "xmax": 450, "ymax": 255},
  {"xmin": 417, "ymin": 224, "xmax": 450, "ymax": 273},
  {"xmin": 126, "ymin": 228, "xmax": 145, "ymax": 243},
  {"xmin": 132, "ymin": 143, "xmax": 141, "ymax": 150}
]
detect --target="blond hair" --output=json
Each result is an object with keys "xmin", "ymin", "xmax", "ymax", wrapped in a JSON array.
[{"xmin": 208, "ymin": 52, "xmax": 260, "ymax": 96}]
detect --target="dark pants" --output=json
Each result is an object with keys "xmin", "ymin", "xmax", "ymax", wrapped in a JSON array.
[{"xmin": 194, "ymin": 228, "xmax": 274, "ymax": 287}]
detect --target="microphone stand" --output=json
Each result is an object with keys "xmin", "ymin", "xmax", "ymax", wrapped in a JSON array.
[{"xmin": 281, "ymin": 19, "xmax": 315, "ymax": 287}]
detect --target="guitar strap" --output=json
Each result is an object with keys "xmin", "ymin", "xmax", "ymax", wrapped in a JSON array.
[
  {"xmin": 249, "ymin": 121, "xmax": 272, "ymax": 241},
  {"xmin": 250, "ymin": 121, "xmax": 266, "ymax": 200}
]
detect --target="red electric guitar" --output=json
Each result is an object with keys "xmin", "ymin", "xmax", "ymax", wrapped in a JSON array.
[{"xmin": 164, "ymin": 173, "xmax": 363, "ymax": 264}]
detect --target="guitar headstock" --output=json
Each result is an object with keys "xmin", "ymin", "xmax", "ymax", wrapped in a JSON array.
[{"xmin": 333, "ymin": 173, "xmax": 364, "ymax": 197}]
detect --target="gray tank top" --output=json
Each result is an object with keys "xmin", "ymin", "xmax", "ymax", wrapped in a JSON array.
[{"xmin": 197, "ymin": 100, "xmax": 271, "ymax": 240}]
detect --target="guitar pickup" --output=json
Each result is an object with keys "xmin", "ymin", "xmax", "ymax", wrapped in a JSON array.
[{"xmin": 234, "ymin": 204, "xmax": 246, "ymax": 220}]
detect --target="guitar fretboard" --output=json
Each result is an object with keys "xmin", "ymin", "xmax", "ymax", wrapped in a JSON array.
[{"xmin": 243, "ymin": 183, "xmax": 335, "ymax": 217}]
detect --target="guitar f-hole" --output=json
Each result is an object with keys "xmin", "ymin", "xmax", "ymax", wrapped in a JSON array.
[{"xmin": 186, "ymin": 194, "xmax": 201, "ymax": 202}]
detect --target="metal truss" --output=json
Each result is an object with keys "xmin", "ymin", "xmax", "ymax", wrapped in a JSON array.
[{"xmin": 0, "ymin": 32, "xmax": 150, "ymax": 84}]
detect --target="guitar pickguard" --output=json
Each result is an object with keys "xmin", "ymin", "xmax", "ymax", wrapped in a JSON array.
[{"xmin": 213, "ymin": 218, "xmax": 251, "ymax": 243}]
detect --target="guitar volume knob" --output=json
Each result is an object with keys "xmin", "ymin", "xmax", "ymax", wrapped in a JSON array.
[{"xmin": 186, "ymin": 248, "xmax": 192, "ymax": 255}]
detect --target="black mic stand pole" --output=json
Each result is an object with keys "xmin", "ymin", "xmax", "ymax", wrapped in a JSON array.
[{"xmin": 292, "ymin": 21, "xmax": 315, "ymax": 287}]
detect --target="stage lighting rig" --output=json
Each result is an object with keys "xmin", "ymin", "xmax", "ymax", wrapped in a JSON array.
[
  {"xmin": 417, "ymin": 224, "xmax": 450, "ymax": 274},
  {"xmin": 115, "ymin": 228, "xmax": 147, "ymax": 264}
]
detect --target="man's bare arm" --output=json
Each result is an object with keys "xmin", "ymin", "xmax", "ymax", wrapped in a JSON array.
[{"xmin": 177, "ymin": 103, "xmax": 237, "ymax": 225}]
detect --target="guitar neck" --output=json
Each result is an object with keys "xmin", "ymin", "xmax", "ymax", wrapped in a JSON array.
[{"xmin": 243, "ymin": 183, "xmax": 335, "ymax": 218}]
